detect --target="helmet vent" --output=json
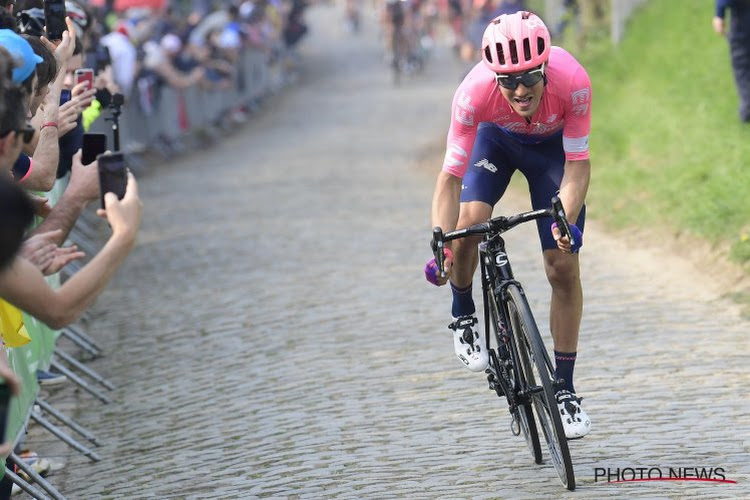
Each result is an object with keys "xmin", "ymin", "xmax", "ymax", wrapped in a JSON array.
[
  {"xmin": 537, "ymin": 37, "xmax": 546, "ymax": 56},
  {"xmin": 523, "ymin": 38, "xmax": 531, "ymax": 61},
  {"xmin": 484, "ymin": 46, "xmax": 493, "ymax": 63},
  {"xmin": 508, "ymin": 40, "xmax": 518, "ymax": 64},
  {"xmin": 495, "ymin": 43, "xmax": 505, "ymax": 65}
]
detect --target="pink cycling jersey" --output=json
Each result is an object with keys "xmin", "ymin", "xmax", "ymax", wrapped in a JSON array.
[{"xmin": 442, "ymin": 46, "xmax": 592, "ymax": 178}]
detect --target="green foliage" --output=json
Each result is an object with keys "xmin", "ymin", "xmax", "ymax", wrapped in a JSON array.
[{"xmin": 555, "ymin": 0, "xmax": 750, "ymax": 263}]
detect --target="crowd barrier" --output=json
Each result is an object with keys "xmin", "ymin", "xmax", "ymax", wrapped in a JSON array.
[
  {"xmin": 3, "ymin": 46, "xmax": 282, "ymax": 499},
  {"xmin": 88, "ymin": 49, "xmax": 276, "ymax": 152}
]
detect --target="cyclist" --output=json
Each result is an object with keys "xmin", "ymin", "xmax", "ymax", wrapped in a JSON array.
[{"xmin": 425, "ymin": 11, "xmax": 591, "ymax": 439}]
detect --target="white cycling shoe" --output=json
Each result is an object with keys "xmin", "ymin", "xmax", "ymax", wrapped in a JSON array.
[
  {"xmin": 556, "ymin": 390, "xmax": 591, "ymax": 439},
  {"xmin": 449, "ymin": 315, "xmax": 489, "ymax": 372}
]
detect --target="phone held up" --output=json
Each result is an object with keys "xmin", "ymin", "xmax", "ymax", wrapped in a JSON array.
[
  {"xmin": 75, "ymin": 68, "xmax": 95, "ymax": 92},
  {"xmin": 97, "ymin": 152, "xmax": 127, "ymax": 209},
  {"xmin": 43, "ymin": 0, "xmax": 66, "ymax": 41},
  {"xmin": 82, "ymin": 133, "xmax": 107, "ymax": 166}
]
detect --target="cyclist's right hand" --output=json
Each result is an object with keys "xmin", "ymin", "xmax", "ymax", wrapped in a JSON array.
[{"xmin": 425, "ymin": 247, "xmax": 453, "ymax": 286}]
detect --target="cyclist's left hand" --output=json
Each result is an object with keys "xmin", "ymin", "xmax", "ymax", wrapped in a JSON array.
[
  {"xmin": 425, "ymin": 247, "xmax": 453, "ymax": 286},
  {"xmin": 551, "ymin": 223, "xmax": 583, "ymax": 254}
]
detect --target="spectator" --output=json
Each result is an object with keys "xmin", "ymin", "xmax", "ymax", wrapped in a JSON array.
[
  {"xmin": 56, "ymin": 33, "xmax": 97, "ymax": 178},
  {"xmin": 0, "ymin": 170, "xmax": 143, "ymax": 329},
  {"xmin": 17, "ymin": 34, "xmax": 65, "ymax": 192},
  {"xmin": 99, "ymin": 21, "xmax": 137, "ymax": 96},
  {"xmin": 0, "ymin": 59, "xmax": 143, "ymax": 328},
  {"xmin": 0, "ymin": 84, "xmax": 32, "ymax": 178},
  {"xmin": 714, "ymin": 0, "xmax": 750, "ymax": 122},
  {"xmin": 142, "ymin": 33, "xmax": 204, "ymax": 90}
]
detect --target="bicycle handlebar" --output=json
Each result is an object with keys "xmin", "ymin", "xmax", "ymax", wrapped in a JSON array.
[{"xmin": 431, "ymin": 196, "xmax": 573, "ymax": 276}]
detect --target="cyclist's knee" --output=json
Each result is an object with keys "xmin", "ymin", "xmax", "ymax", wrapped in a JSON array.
[
  {"xmin": 543, "ymin": 251, "xmax": 580, "ymax": 289},
  {"xmin": 457, "ymin": 201, "xmax": 492, "ymax": 228}
]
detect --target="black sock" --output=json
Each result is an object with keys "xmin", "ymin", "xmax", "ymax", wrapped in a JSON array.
[
  {"xmin": 554, "ymin": 350, "xmax": 577, "ymax": 393},
  {"xmin": 450, "ymin": 282, "xmax": 475, "ymax": 318}
]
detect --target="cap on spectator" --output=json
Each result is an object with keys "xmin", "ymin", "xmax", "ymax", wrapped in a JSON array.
[
  {"xmin": 114, "ymin": 21, "xmax": 131, "ymax": 38},
  {"xmin": 65, "ymin": 1, "xmax": 89, "ymax": 39},
  {"xmin": 239, "ymin": 1, "xmax": 254, "ymax": 19},
  {"xmin": 0, "ymin": 28, "xmax": 43, "ymax": 84},
  {"xmin": 16, "ymin": 8, "xmax": 46, "ymax": 37},
  {"xmin": 160, "ymin": 33, "xmax": 181, "ymax": 54},
  {"xmin": 218, "ymin": 28, "xmax": 241, "ymax": 50}
]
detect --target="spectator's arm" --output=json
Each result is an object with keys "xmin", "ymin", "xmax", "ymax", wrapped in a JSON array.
[
  {"xmin": 155, "ymin": 64, "xmax": 205, "ymax": 90},
  {"xmin": 0, "ymin": 173, "xmax": 142, "ymax": 329},
  {"xmin": 18, "ymin": 125, "xmax": 59, "ymax": 192},
  {"xmin": 28, "ymin": 151, "xmax": 100, "ymax": 245}
]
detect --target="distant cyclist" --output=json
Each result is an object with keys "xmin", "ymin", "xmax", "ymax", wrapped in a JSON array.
[
  {"xmin": 382, "ymin": 0, "xmax": 409, "ymax": 63},
  {"xmin": 425, "ymin": 11, "xmax": 592, "ymax": 439}
]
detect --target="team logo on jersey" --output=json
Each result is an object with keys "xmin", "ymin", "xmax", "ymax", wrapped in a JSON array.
[
  {"xmin": 571, "ymin": 88, "xmax": 591, "ymax": 116},
  {"xmin": 444, "ymin": 143, "xmax": 468, "ymax": 167},
  {"xmin": 455, "ymin": 91, "xmax": 476, "ymax": 126},
  {"xmin": 547, "ymin": 114, "xmax": 557, "ymax": 123},
  {"xmin": 504, "ymin": 122, "xmax": 527, "ymax": 133},
  {"xmin": 474, "ymin": 158, "xmax": 497, "ymax": 173}
]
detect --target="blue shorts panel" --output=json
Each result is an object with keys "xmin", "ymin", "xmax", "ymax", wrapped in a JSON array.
[{"xmin": 460, "ymin": 124, "xmax": 586, "ymax": 251}]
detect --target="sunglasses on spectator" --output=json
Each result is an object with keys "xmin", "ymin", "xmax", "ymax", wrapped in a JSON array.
[
  {"xmin": 494, "ymin": 66, "xmax": 545, "ymax": 90},
  {"xmin": 1, "ymin": 124, "xmax": 35, "ymax": 144},
  {"xmin": 5, "ymin": 123, "xmax": 35, "ymax": 144}
]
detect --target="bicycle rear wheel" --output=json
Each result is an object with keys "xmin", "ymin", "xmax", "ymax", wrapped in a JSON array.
[
  {"xmin": 486, "ymin": 286, "xmax": 541, "ymax": 464},
  {"xmin": 506, "ymin": 284, "xmax": 575, "ymax": 490}
]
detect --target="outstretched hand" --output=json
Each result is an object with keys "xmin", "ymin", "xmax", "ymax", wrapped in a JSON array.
[
  {"xmin": 96, "ymin": 171, "xmax": 143, "ymax": 242},
  {"xmin": 20, "ymin": 230, "xmax": 85, "ymax": 275}
]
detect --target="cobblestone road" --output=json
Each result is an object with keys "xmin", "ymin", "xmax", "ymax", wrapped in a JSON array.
[{"xmin": 35, "ymin": 4, "xmax": 750, "ymax": 499}]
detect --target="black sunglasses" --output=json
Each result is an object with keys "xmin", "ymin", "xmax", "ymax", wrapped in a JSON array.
[
  {"xmin": 495, "ymin": 66, "xmax": 545, "ymax": 90},
  {"xmin": 1, "ymin": 123, "xmax": 35, "ymax": 144},
  {"xmin": 17, "ymin": 123, "xmax": 35, "ymax": 144}
]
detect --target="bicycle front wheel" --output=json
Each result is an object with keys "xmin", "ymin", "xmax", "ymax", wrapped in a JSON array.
[
  {"xmin": 486, "ymin": 288, "xmax": 541, "ymax": 464},
  {"xmin": 506, "ymin": 284, "xmax": 575, "ymax": 490}
]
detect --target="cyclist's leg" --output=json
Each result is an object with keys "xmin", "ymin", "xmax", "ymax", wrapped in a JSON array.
[
  {"xmin": 521, "ymin": 137, "xmax": 585, "ymax": 357},
  {"xmin": 521, "ymin": 135, "xmax": 591, "ymax": 437},
  {"xmin": 454, "ymin": 124, "xmax": 517, "ymax": 312},
  {"xmin": 448, "ymin": 125, "xmax": 515, "ymax": 372}
]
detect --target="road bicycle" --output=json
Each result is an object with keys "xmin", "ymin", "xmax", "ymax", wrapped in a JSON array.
[{"xmin": 431, "ymin": 196, "xmax": 576, "ymax": 490}]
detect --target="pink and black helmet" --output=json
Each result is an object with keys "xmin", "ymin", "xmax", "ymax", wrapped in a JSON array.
[{"xmin": 481, "ymin": 11, "xmax": 551, "ymax": 73}]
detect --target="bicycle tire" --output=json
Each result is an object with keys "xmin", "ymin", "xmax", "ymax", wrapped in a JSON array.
[
  {"xmin": 506, "ymin": 284, "xmax": 575, "ymax": 490},
  {"xmin": 486, "ymin": 286, "xmax": 542, "ymax": 464}
]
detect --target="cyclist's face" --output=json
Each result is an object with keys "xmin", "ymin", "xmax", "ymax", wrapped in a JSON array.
[{"xmin": 497, "ymin": 72, "xmax": 545, "ymax": 118}]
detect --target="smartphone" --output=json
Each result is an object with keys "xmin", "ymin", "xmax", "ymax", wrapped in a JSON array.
[
  {"xmin": 82, "ymin": 133, "xmax": 107, "ymax": 166},
  {"xmin": 75, "ymin": 68, "xmax": 94, "ymax": 92},
  {"xmin": 97, "ymin": 152, "xmax": 127, "ymax": 208},
  {"xmin": 43, "ymin": 0, "xmax": 66, "ymax": 41},
  {"xmin": 0, "ymin": 384, "xmax": 11, "ymax": 445}
]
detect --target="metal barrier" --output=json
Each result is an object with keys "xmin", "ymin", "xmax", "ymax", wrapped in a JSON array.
[{"xmin": 88, "ymin": 49, "xmax": 276, "ymax": 154}]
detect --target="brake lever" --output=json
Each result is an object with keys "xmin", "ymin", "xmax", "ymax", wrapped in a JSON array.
[
  {"xmin": 432, "ymin": 227, "xmax": 446, "ymax": 278},
  {"xmin": 550, "ymin": 196, "xmax": 575, "ymax": 247}
]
